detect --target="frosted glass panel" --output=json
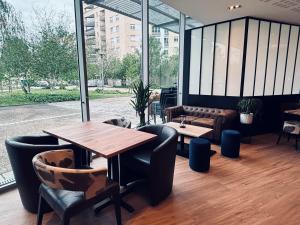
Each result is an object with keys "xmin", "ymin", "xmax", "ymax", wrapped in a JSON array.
[
  {"xmin": 227, "ymin": 19, "xmax": 245, "ymax": 96},
  {"xmin": 293, "ymin": 34, "xmax": 300, "ymax": 94},
  {"xmin": 265, "ymin": 23, "xmax": 280, "ymax": 95},
  {"xmin": 189, "ymin": 28, "xmax": 202, "ymax": 95},
  {"xmin": 254, "ymin": 21, "xmax": 270, "ymax": 96},
  {"xmin": 213, "ymin": 23, "xmax": 229, "ymax": 96},
  {"xmin": 274, "ymin": 25, "xmax": 290, "ymax": 95},
  {"xmin": 244, "ymin": 19, "xmax": 259, "ymax": 96},
  {"xmin": 200, "ymin": 25, "xmax": 215, "ymax": 95},
  {"xmin": 283, "ymin": 26, "xmax": 299, "ymax": 94}
]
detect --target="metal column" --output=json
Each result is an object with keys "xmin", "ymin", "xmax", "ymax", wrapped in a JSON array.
[
  {"xmin": 142, "ymin": 0, "xmax": 150, "ymax": 123},
  {"xmin": 141, "ymin": 0, "xmax": 149, "ymax": 86},
  {"xmin": 74, "ymin": 0, "xmax": 90, "ymax": 122},
  {"xmin": 178, "ymin": 13, "xmax": 186, "ymax": 105}
]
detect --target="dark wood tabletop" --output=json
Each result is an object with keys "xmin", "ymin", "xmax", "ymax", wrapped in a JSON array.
[{"xmin": 43, "ymin": 121, "xmax": 157, "ymax": 158}]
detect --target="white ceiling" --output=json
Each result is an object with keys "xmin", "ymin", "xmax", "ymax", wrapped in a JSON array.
[{"xmin": 162, "ymin": 0, "xmax": 300, "ymax": 26}]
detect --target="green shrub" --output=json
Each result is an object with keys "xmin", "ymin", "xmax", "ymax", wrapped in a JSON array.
[{"xmin": 26, "ymin": 92, "xmax": 80, "ymax": 103}]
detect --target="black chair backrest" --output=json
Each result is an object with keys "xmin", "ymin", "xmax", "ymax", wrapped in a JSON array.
[
  {"xmin": 138, "ymin": 125, "xmax": 178, "ymax": 149},
  {"xmin": 5, "ymin": 135, "xmax": 64, "ymax": 213}
]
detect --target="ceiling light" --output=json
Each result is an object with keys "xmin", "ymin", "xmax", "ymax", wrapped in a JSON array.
[{"xmin": 228, "ymin": 4, "xmax": 242, "ymax": 11}]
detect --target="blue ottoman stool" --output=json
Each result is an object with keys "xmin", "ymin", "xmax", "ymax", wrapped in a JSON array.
[
  {"xmin": 221, "ymin": 130, "xmax": 241, "ymax": 158},
  {"xmin": 189, "ymin": 138, "xmax": 210, "ymax": 172}
]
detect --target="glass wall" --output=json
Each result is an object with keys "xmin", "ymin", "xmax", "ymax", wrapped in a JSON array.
[
  {"xmin": 83, "ymin": 2, "xmax": 142, "ymax": 126},
  {"xmin": 0, "ymin": 0, "xmax": 81, "ymax": 188}
]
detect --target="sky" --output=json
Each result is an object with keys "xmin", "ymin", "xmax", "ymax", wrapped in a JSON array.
[{"xmin": 7, "ymin": 0, "xmax": 76, "ymax": 31}]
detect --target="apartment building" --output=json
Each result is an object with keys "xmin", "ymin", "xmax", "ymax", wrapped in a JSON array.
[{"xmin": 83, "ymin": 4, "xmax": 179, "ymax": 60}]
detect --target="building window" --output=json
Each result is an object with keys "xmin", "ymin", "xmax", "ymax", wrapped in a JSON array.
[
  {"xmin": 116, "ymin": 36, "xmax": 120, "ymax": 43},
  {"xmin": 174, "ymin": 36, "xmax": 179, "ymax": 42},
  {"xmin": 164, "ymin": 37, "xmax": 169, "ymax": 46},
  {"xmin": 164, "ymin": 29, "xmax": 169, "ymax": 35},
  {"xmin": 116, "ymin": 25, "xmax": 119, "ymax": 32},
  {"xmin": 110, "ymin": 16, "xmax": 113, "ymax": 23},
  {"xmin": 130, "ymin": 24, "xmax": 135, "ymax": 30},
  {"xmin": 152, "ymin": 26, "xmax": 160, "ymax": 33},
  {"xmin": 110, "ymin": 27, "xmax": 114, "ymax": 33},
  {"xmin": 163, "ymin": 49, "xmax": 168, "ymax": 55},
  {"xmin": 115, "ymin": 14, "xmax": 119, "ymax": 21}
]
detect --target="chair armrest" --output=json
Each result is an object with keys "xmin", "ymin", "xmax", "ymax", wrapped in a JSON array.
[{"xmin": 165, "ymin": 105, "xmax": 184, "ymax": 122}]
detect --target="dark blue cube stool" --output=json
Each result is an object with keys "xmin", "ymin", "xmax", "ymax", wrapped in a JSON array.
[
  {"xmin": 189, "ymin": 138, "xmax": 211, "ymax": 172},
  {"xmin": 221, "ymin": 130, "xmax": 241, "ymax": 158}
]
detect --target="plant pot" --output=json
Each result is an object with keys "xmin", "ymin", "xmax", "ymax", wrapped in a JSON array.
[{"xmin": 240, "ymin": 113, "xmax": 253, "ymax": 124}]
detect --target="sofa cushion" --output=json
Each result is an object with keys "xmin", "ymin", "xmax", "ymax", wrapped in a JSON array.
[
  {"xmin": 172, "ymin": 116, "xmax": 198, "ymax": 124},
  {"xmin": 191, "ymin": 118, "xmax": 215, "ymax": 128}
]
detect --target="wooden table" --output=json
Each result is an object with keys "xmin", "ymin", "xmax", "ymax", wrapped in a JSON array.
[
  {"xmin": 165, "ymin": 122, "xmax": 212, "ymax": 155},
  {"xmin": 44, "ymin": 121, "xmax": 157, "ymax": 212}
]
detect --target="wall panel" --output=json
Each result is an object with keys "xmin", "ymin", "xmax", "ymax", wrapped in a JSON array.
[
  {"xmin": 189, "ymin": 28, "xmax": 202, "ymax": 95},
  {"xmin": 264, "ymin": 23, "xmax": 280, "ymax": 96},
  {"xmin": 254, "ymin": 21, "xmax": 270, "ymax": 96},
  {"xmin": 186, "ymin": 17, "xmax": 300, "ymax": 98},
  {"xmin": 293, "ymin": 33, "xmax": 300, "ymax": 94},
  {"xmin": 213, "ymin": 23, "xmax": 229, "ymax": 96},
  {"xmin": 283, "ymin": 26, "xmax": 299, "ymax": 94},
  {"xmin": 200, "ymin": 25, "xmax": 215, "ymax": 95},
  {"xmin": 227, "ymin": 19, "xmax": 245, "ymax": 96},
  {"xmin": 274, "ymin": 25, "xmax": 290, "ymax": 95},
  {"xmin": 243, "ymin": 19, "xmax": 259, "ymax": 96}
]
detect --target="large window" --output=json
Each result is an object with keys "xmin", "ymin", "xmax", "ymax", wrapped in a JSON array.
[{"xmin": 0, "ymin": 0, "xmax": 81, "ymax": 188}]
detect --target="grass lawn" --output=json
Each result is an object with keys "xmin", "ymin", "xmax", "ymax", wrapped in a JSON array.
[{"xmin": 0, "ymin": 89, "xmax": 131, "ymax": 107}]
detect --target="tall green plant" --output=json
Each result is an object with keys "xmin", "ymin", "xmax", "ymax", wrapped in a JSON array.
[{"xmin": 130, "ymin": 79, "xmax": 152, "ymax": 127}]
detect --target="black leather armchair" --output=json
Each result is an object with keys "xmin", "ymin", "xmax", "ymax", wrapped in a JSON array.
[
  {"xmin": 5, "ymin": 135, "xmax": 87, "ymax": 213},
  {"xmin": 120, "ymin": 125, "xmax": 178, "ymax": 206}
]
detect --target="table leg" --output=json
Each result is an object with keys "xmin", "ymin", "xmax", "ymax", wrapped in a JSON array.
[
  {"xmin": 95, "ymin": 155, "xmax": 134, "ymax": 214},
  {"xmin": 180, "ymin": 134, "xmax": 185, "ymax": 152}
]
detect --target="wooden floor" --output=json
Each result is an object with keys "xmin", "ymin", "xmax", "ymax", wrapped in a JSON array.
[{"xmin": 1, "ymin": 134, "xmax": 300, "ymax": 225}]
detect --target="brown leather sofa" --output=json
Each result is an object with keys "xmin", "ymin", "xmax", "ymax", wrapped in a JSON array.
[{"xmin": 165, "ymin": 105, "xmax": 237, "ymax": 142}]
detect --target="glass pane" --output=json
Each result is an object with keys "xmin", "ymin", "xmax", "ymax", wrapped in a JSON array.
[
  {"xmin": 274, "ymin": 24, "xmax": 290, "ymax": 95},
  {"xmin": 243, "ymin": 19, "xmax": 259, "ymax": 97},
  {"xmin": 84, "ymin": 3, "xmax": 143, "ymax": 126},
  {"xmin": 265, "ymin": 23, "xmax": 280, "ymax": 96},
  {"xmin": 227, "ymin": 19, "xmax": 245, "ymax": 96},
  {"xmin": 200, "ymin": 25, "xmax": 215, "ymax": 95},
  {"xmin": 0, "ymin": 0, "xmax": 80, "ymax": 186},
  {"xmin": 189, "ymin": 28, "xmax": 202, "ymax": 95},
  {"xmin": 254, "ymin": 21, "xmax": 270, "ymax": 96},
  {"xmin": 213, "ymin": 22, "xmax": 229, "ymax": 96},
  {"xmin": 293, "ymin": 34, "xmax": 300, "ymax": 94},
  {"xmin": 283, "ymin": 26, "xmax": 299, "ymax": 95}
]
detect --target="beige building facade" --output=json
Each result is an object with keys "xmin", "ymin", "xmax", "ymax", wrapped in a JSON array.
[{"xmin": 83, "ymin": 4, "xmax": 179, "ymax": 60}]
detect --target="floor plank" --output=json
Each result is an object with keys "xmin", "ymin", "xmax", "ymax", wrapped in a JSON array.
[{"xmin": 1, "ymin": 133, "xmax": 300, "ymax": 225}]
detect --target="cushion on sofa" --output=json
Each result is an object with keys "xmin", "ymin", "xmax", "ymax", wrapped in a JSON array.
[
  {"xmin": 191, "ymin": 118, "xmax": 215, "ymax": 128},
  {"xmin": 172, "ymin": 116, "xmax": 198, "ymax": 124}
]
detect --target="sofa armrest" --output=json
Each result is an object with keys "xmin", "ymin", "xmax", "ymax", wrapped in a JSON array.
[{"xmin": 165, "ymin": 105, "xmax": 184, "ymax": 122}]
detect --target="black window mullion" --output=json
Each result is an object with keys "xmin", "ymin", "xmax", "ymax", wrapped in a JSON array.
[
  {"xmin": 211, "ymin": 25, "xmax": 217, "ymax": 95},
  {"xmin": 199, "ymin": 28, "xmax": 204, "ymax": 95},
  {"xmin": 282, "ymin": 25, "xmax": 292, "ymax": 94},
  {"xmin": 273, "ymin": 24, "xmax": 282, "ymax": 95},
  {"xmin": 291, "ymin": 27, "xmax": 300, "ymax": 94},
  {"xmin": 225, "ymin": 22, "xmax": 232, "ymax": 96}
]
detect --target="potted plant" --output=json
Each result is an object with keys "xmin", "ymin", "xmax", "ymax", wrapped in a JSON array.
[
  {"xmin": 237, "ymin": 98, "xmax": 262, "ymax": 124},
  {"xmin": 130, "ymin": 79, "xmax": 152, "ymax": 127}
]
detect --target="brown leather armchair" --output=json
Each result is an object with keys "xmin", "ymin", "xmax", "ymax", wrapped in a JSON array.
[{"xmin": 165, "ymin": 105, "xmax": 237, "ymax": 142}]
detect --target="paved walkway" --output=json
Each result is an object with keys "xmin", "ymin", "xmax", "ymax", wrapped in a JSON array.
[{"xmin": 0, "ymin": 96, "xmax": 147, "ymax": 177}]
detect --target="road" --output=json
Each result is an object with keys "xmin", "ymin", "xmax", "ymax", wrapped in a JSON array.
[{"xmin": 0, "ymin": 96, "xmax": 140, "ymax": 175}]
